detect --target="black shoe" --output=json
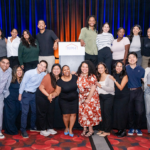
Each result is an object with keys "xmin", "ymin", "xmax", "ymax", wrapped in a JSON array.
[
  {"xmin": 115, "ymin": 130, "xmax": 122, "ymax": 136},
  {"xmin": 117, "ymin": 130, "xmax": 126, "ymax": 137},
  {"xmin": 30, "ymin": 127, "xmax": 40, "ymax": 132},
  {"xmin": 21, "ymin": 131, "xmax": 29, "ymax": 138}
]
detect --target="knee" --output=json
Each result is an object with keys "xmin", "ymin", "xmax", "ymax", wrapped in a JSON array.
[
  {"xmin": 63, "ymin": 114, "xmax": 70, "ymax": 119},
  {"xmin": 71, "ymin": 114, "xmax": 76, "ymax": 117}
]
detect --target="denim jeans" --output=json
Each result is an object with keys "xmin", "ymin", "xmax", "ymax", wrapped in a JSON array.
[
  {"xmin": 144, "ymin": 88, "xmax": 150, "ymax": 133},
  {"xmin": 20, "ymin": 92, "xmax": 36, "ymax": 132}
]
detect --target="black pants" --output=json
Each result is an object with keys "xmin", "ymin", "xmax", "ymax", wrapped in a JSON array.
[
  {"xmin": 128, "ymin": 88, "xmax": 144, "ymax": 129},
  {"xmin": 98, "ymin": 47, "xmax": 112, "ymax": 74},
  {"xmin": 9, "ymin": 56, "xmax": 20, "ymax": 69},
  {"xmin": 24, "ymin": 60, "xmax": 39, "ymax": 72},
  {"xmin": 85, "ymin": 53, "xmax": 98, "ymax": 66},
  {"xmin": 99, "ymin": 94, "xmax": 114, "ymax": 133},
  {"xmin": 36, "ymin": 89, "xmax": 55, "ymax": 130}
]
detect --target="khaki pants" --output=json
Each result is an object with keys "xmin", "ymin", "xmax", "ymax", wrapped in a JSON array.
[
  {"xmin": 142, "ymin": 56, "xmax": 150, "ymax": 69},
  {"xmin": 39, "ymin": 56, "xmax": 55, "ymax": 73}
]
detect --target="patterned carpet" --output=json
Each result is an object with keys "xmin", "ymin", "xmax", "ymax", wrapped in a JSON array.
[
  {"xmin": 0, "ymin": 130, "xmax": 92, "ymax": 150},
  {"xmin": 107, "ymin": 130, "xmax": 150, "ymax": 150}
]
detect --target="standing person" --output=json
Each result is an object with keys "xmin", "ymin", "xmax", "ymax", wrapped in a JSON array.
[
  {"xmin": 111, "ymin": 27, "xmax": 130, "ymax": 66},
  {"xmin": 96, "ymin": 22, "xmax": 114, "ymax": 73},
  {"xmin": 96, "ymin": 62, "xmax": 114, "ymax": 137},
  {"xmin": 36, "ymin": 64, "xmax": 61, "ymax": 137},
  {"xmin": 36, "ymin": 20, "xmax": 59, "ymax": 72},
  {"xmin": 18, "ymin": 30, "xmax": 39, "ymax": 72},
  {"xmin": 77, "ymin": 60, "xmax": 102, "ymax": 137},
  {"xmin": 49, "ymin": 65, "xmax": 78, "ymax": 137},
  {"xmin": 7, "ymin": 28, "xmax": 20, "ymax": 68},
  {"xmin": 126, "ymin": 52, "xmax": 145, "ymax": 136},
  {"xmin": 141, "ymin": 28, "xmax": 150, "ymax": 69},
  {"xmin": 0, "ymin": 29, "xmax": 7, "ymax": 61},
  {"xmin": 128, "ymin": 25, "xmax": 143, "ymax": 66},
  {"xmin": 4, "ymin": 65, "xmax": 24, "ymax": 135},
  {"xmin": 109, "ymin": 61, "xmax": 130, "ymax": 137},
  {"xmin": 0, "ymin": 57, "xmax": 12, "ymax": 139},
  {"xmin": 18, "ymin": 60, "xmax": 47, "ymax": 138},
  {"xmin": 78, "ymin": 15, "xmax": 98, "ymax": 66}
]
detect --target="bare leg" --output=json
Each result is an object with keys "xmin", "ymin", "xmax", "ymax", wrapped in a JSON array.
[
  {"xmin": 69, "ymin": 113, "xmax": 76, "ymax": 134},
  {"xmin": 63, "ymin": 114, "xmax": 70, "ymax": 132}
]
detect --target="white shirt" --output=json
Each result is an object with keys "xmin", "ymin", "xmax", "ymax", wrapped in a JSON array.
[{"xmin": 7, "ymin": 36, "xmax": 20, "ymax": 57}]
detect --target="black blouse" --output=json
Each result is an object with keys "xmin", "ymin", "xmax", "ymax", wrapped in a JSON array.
[{"xmin": 141, "ymin": 37, "xmax": 150, "ymax": 56}]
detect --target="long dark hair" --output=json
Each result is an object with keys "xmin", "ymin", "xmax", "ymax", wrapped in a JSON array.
[
  {"xmin": 50, "ymin": 64, "xmax": 61, "ymax": 89},
  {"xmin": 0, "ymin": 29, "xmax": 5, "ymax": 39},
  {"xmin": 112, "ymin": 61, "xmax": 127, "ymax": 80},
  {"xmin": 96, "ymin": 62, "xmax": 109, "ymax": 81},
  {"xmin": 12, "ymin": 65, "xmax": 24, "ymax": 83},
  {"xmin": 128, "ymin": 24, "xmax": 142, "ymax": 42},
  {"xmin": 86, "ymin": 15, "xmax": 97, "ymax": 30},
  {"xmin": 21, "ymin": 30, "xmax": 36, "ymax": 48},
  {"xmin": 100, "ymin": 22, "xmax": 110, "ymax": 34},
  {"xmin": 77, "ymin": 60, "xmax": 96, "ymax": 77}
]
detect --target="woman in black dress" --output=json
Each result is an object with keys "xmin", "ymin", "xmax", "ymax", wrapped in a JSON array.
[
  {"xmin": 4, "ymin": 65, "xmax": 24, "ymax": 135},
  {"xmin": 109, "ymin": 61, "xmax": 129, "ymax": 137},
  {"xmin": 49, "ymin": 65, "xmax": 78, "ymax": 137}
]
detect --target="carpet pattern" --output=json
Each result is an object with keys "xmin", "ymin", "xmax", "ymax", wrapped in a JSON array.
[
  {"xmin": 0, "ymin": 130, "xmax": 92, "ymax": 150},
  {"xmin": 107, "ymin": 130, "xmax": 150, "ymax": 150}
]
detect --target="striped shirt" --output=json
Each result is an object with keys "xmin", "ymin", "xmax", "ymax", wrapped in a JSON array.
[{"xmin": 96, "ymin": 32, "xmax": 114, "ymax": 50}]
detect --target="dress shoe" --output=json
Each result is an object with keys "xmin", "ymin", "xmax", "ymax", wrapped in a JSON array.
[{"xmin": 117, "ymin": 130, "xmax": 126, "ymax": 137}]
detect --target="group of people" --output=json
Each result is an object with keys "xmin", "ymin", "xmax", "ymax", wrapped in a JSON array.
[{"xmin": 0, "ymin": 15, "xmax": 150, "ymax": 140}]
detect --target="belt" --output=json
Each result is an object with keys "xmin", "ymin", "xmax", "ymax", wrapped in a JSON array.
[
  {"xmin": 25, "ymin": 91, "xmax": 35, "ymax": 94},
  {"xmin": 130, "ymin": 87, "xmax": 141, "ymax": 91}
]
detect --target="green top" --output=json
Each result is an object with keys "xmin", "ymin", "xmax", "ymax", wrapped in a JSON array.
[
  {"xmin": 79, "ymin": 27, "xmax": 98, "ymax": 55},
  {"xmin": 18, "ymin": 41, "xmax": 39, "ymax": 65}
]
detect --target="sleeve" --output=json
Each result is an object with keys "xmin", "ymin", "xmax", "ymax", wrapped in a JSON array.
[
  {"xmin": 141, "ymin": 68, "xmax": 145, "ymax": 78},
  {"xmin": 141, "ymin": 37, "xmax": 144, "ymax": 56},
  {"xmin": 90, "ymin": 75, "xmax": 97, "ymax": 85},
  {"xmin": 18, "ymin": 43, "xmax": 24, "ymax": 66},
  {"xmin": 101, "ymin": 76, "xmax": 114, "ymax": 92},
  {"xmin": 123, "ymin": 37, "xmax": 130, "ymax": 45},
  {"xmin": 40, "ymin": 74, "xmax": 49, "ymax": 87},
  {"xmin": 147, "ymin": 72, "xmax": 150, "ymax": 84},
  {"xmin": 96, "ymin": 35, "xmax": 99, "ymax": 47},
  {"xmin": 3, "ymin": 69, "xmax": 12, "ymax": 98},
  {"xmin": 19, "ymin": 72, "xmax": 30, "ymax": 94},
  {"xmin": 110, "ymin": 34, "xmax": 114, "ymax": 44},
  {"xmin": 78, "ymin": 28, "xmax": 85, "ymax": 40},
  {"xmin": 51, "ymin": 30, "xmax": 58, "ymax": 41},
  {"xmin": 56, "ymin": 79, "xmax": 62, "ymax": 87}
]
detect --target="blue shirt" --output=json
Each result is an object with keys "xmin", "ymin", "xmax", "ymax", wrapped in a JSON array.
[
  {"xmin": 19, "ymin": 68, "xmax": 46, "ymax": 94},
  {"xmin": 126, "ymin": 65, "xmax": 145, "ymax": 88}
]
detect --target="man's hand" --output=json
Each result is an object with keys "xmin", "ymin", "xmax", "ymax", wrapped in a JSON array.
[
  {"xmin": 18, "ymin": 94, "xmax": 22, "ymax": 101},
  {"xmin": 53, "ymin": 42, "xmax": 58, "ymax": 50}
]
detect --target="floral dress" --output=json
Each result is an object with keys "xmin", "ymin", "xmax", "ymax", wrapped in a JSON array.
[{"xmin": 77, "ymin": 74, "xmax": 102, "ymax": 127}]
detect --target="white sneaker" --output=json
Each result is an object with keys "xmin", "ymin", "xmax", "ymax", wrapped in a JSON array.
[
  {"xmin": 0, "ymin": 132, "xmax": 5, "ymax": 139},
  {"xmin": 47, "ymin": 129, "xmax": 57, "ymax": 135},
  {"xmin": 40, "ymin": 130, "xmax": 51, "ymax": 137}
]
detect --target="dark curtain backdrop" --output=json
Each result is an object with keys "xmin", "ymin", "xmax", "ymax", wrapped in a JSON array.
[{"xmin": 0, "ymin": 0, "xmax": 150, "ymax": 58}]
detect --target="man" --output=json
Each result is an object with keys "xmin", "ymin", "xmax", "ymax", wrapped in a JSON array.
[
  {"xmin": 0, "ymin": 57, "xmax": 12, "ymax": 139},
  {"xmin": 78, "ymin": 15, "xmax": 98, "ymax": 66},
  {"xmin": 18, "ymin": 60, "xmax": 47, "ymax": 138},
  {"xmin": 126, "ymin": 52, "xmax": 145, "ymax": 136},
  {"xmin": 36, "ymin": 20, "xmax": 59, "ymax": 73}
]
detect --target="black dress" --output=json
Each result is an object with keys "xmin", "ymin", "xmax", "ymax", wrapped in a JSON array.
[
  {"xmin": 113, "ymin": 74, "xmax": 130, "ymax": 130},
  {"xmin": 57, "ymin": 75, "xmax": 78, "ymax": 114}
]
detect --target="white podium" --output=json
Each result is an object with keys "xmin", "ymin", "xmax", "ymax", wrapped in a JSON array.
[{"xmin": 59, "ymin": 42, "xmax": 85, "ymax": 72}]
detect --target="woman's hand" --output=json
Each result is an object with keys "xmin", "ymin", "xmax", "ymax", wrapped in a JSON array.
[
  {"xmin": 48, "ymin": 94, "xmax": 53, "ymax": 103},
  {"xmin": 80, "ymin": 39, "xmax": 85, "ymax": 47},
  {"xmin": 109, "ymin": 75, "xmax": 115, "ymax": 82},
  {"xmin": 95, "ymin": 82, "xmax": 101, "ymax": 88},
  {"xmin": 84, "ymin": 99, "xmax": 89, "ymax": 104},
  {"xmin": 18, "ymin": 94, "xmax": 22, "ymax": 101},
  {"xmin": 21, "ymin": 65, "xmax": 24, "ymax": 69}
]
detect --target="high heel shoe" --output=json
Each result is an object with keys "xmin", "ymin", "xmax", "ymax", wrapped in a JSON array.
[
  {"xmin": 69, "ymin": 132, "xmax": 74, "ymax": 137},
  {"xmin": 64, "ymin": 130, "xmax": 69, "ymax": 135}
]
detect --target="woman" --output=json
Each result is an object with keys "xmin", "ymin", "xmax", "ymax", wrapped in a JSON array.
[
  {"xmin": 96, "ymin": 62, "xmax": 114, "ymax": 137},
  {"xmin": 0, "ymin": 29, "xmax": 7, "ymax": 61},
  {"xmin": 96, "ymin": 22, "xmax": 114, "ymax": 73},
  {"xmin": 111, "ymin": 27, "xmax": 130, "ymax": 66},
  {"xmin": 49, "ymin": 65, "xmax": 78, "ymax": 137},
  {"xmin": 109, "ymin": 61, "xmax": 129, "ymax": 137},
  {"xmin": 7, "ymin": 28, "xmax": 20, "ymax": 68},
  {"xmin": 128, "ymin": 25, "xmax": 142, "ymax": 66},
  {"xmin": 77, "ymin": 60, "xmax": 101, "ymax": 137},
  {"xmin": 3, "ymin": 65, "xmax": 24, "ymax": 135},
  {"xmin": 36, "ymin": 64, "xmax": 61, "ymax": 137},
  {"xmin": 79, "ymin": 15, "xmax": 98, "ymax": 66},
  {"xmin": 141, "ymin": 28, "xmax": 150, "ymax": 69},
  {"xmin": 18, "ymin": 30, "xmax": 39, "ymax": 72}
]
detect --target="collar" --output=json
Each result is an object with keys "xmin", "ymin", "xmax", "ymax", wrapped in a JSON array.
[
  {"xmin": 0, "ymin": 67, "xmax": 11, "ymax": 73},
  {"xmin": 39, "ymin": 29, "xmax": 46, "ymax": 34},
  {"xmin": 88, "ymin": 27, "xmax": 97, "ymax": 32}
]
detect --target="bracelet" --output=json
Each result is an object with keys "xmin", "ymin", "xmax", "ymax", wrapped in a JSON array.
[{"xmin": 114, "ymin": 80, "xmax": 117, "ymax": 83}]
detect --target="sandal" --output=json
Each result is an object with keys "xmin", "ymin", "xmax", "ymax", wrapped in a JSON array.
[
  {"xmin": 81, "ymin": 129, "xmax": 88, "ymax": 136},
  {"xmin": 85, "ymin": 131, "xmax": 94, "ymax": 137},
  {"xmin": 97, "ymin": 131, "xmax": 104, "ymax": 135}
]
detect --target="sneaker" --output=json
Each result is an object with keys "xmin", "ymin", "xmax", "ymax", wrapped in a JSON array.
[
  {"xmin": 40, "ymin": 130, "xmax": 51, "ymax": 137},
  {"xmin": 0, "ymin": 132, "xmax": 5, "ymax": 139},
  {"xmin": 47, "ymin": 129, "xmax": 57, "ymax": 135},
  {"xmin": 30, "ymin": 127, "xmax": 40, "ymax": 132},
  {"xmin": 128, "ymin": 129, "xmax": 134, "ymax": 135},
  {"xmin": 21, "ymin": 131, "xmax": 29, "ymax": 138},
  {"xmin": 136, "ymin": 129, "xmax": 143, "ymax": 136}
]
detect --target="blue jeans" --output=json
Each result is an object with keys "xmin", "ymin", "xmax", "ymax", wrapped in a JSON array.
[
  {"xmin": 20, "ymin": 92, "xmax": 36, "ymax": 132},
  {"xmin": 144, "ymin": 90, "xmax": 150, "ymax": 133}
]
